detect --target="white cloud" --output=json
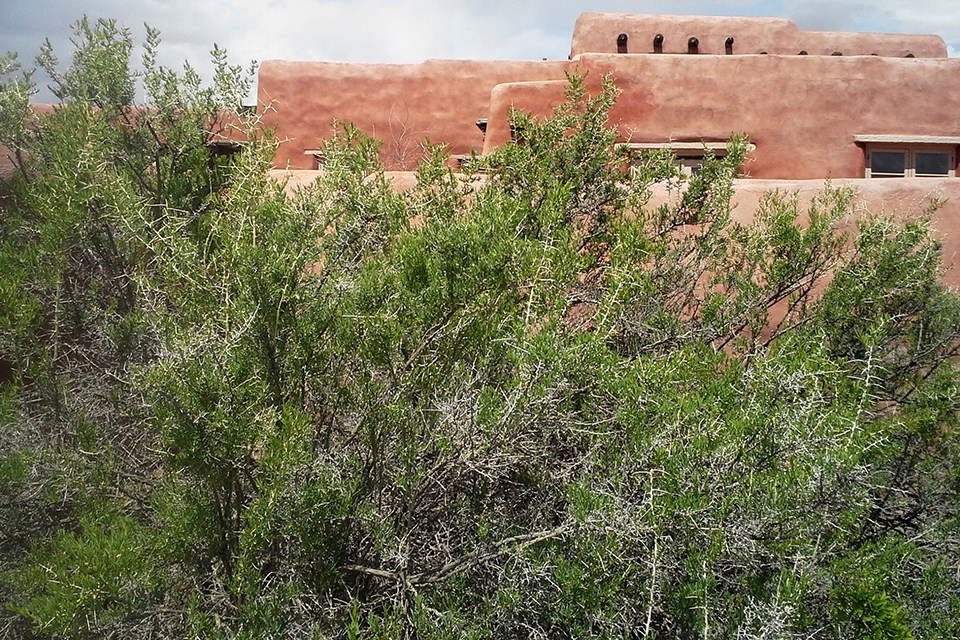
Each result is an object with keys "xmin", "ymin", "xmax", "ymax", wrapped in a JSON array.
[{"xmin": 6, "ymin": 0, "xmax": 960, "ymax": 102}]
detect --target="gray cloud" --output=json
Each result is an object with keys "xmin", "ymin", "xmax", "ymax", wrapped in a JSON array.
[{"xmin": 788, "ymin": 1, "xmax": 870, "ymax": 31}]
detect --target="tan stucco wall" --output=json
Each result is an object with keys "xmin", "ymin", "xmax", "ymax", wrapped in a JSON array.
[
  {"xmin": 482, "ymin": 54, "xmax": 960, "ymax": 180},
  {"xmin": 570, "ymin": 13, "xmax": 947, "ymax": 58},
  {"xmin": 258, "ymin": 59, "xmax": 570, "ymax": 170}
]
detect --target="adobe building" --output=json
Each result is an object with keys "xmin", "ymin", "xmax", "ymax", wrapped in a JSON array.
[
  {"xmin": 258, "ymin": 13, "xmax": 960, "ymax": 180},
  {"xmin": 258, "ymin": 13, "xmax": 960, "ymax": 286}
]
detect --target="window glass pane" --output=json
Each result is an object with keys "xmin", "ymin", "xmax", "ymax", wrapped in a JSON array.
[
  {"xmin": 915, "ymin": 152, "xmax": 950, "ymax": 176},
  {"xmin": 871, "ymin": 151, "xmax": 906, "ymax": 176}
]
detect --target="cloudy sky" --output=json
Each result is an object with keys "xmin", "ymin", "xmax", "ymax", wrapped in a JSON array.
[{"xmin": 6, "ymin": 0, "xmax": 960, "ymax": 102}]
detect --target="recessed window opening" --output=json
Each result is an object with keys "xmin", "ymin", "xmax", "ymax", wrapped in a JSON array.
[
  {"xmin": 304, "ymin": 149, "xmax": 325, "ymax": 169},
  {"xmin": 905, "ymin": 53, "xmax": 916, "ymax": 58},
  {"xmin": 653, "ymin": 33, "xmax": 664, "ymax": 53},
  {"xmin": 798, "ymin": 50, "xmax": 808, "ymax": 55},
  {"xmin": 831, "ymin": 51, "xmax": 843, "ymax": 56},
  {"xmin": 617, "ymin": 33, "xmax": 628, "ymax": 53},
  {"xmin": 688, "ymin": 37, "xmax": 699, "ymax": 54},
  {"xmin": 725, "ymin": 37, "xmax": 734, "ymax": 55}
]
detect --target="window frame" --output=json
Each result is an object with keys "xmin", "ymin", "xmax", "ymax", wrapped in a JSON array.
[
  {"xmin": 865, "ymin": 146, "xmax": 954, "ymax": 178},
  {"xmin": 620, "ymin": 140, "xmax": 755, "ymax": 176},
  {"xmin": 857, "ymin": 136, "xmax": 958, "ymax": 179},
  {"xmin": 866, "ymin": 149, "xmax": 908, "ymax": 178}
]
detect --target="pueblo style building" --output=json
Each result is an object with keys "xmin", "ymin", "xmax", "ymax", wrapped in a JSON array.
[{"xmin": 257, "ymin": 13, "xmax": 960, "ymax": 181}]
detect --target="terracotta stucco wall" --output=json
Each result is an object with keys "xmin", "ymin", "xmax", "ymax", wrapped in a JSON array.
[
  {"xmin": 483, "ymin": 54, "xmax": 960, "ymax": 180},
  {"xmin": 670, "ymin": 178, "xmax": 960, "ymax": 287},
  {"xmin": 258, "ymin": 59, "xmax": 570, "ymax": 170},
  {"xmin": 570, "ymin": 13, "xmax": 947, "ymax": 58}
]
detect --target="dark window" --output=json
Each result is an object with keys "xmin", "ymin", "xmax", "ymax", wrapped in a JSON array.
[
  {"xmin": 870, "ymin": 151, "xmax": 906, "ymax": 177},
  {"xmin": 915, "ymin": 152, "xmax": 951, "ymax": 176}
]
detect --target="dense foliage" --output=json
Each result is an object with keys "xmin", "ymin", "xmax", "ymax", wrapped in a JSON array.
[{"xmin": 2, "ymin": 19, "xmax": 959, "ymax": 640}]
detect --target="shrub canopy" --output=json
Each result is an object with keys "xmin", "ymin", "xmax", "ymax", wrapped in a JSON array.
[{"xmin": 1, "ymin": 19, "xmax": 959, "ymax": 640}]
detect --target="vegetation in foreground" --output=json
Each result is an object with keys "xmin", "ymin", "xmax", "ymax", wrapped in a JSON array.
[{"xmin": 1, "ymin": 18, "xmax": 959, "ymax": 640}]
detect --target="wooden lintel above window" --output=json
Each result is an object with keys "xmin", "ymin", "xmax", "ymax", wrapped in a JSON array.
[{"xmin": 854, "ymin": 134, "xmax": 960, "ymax": 145}]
